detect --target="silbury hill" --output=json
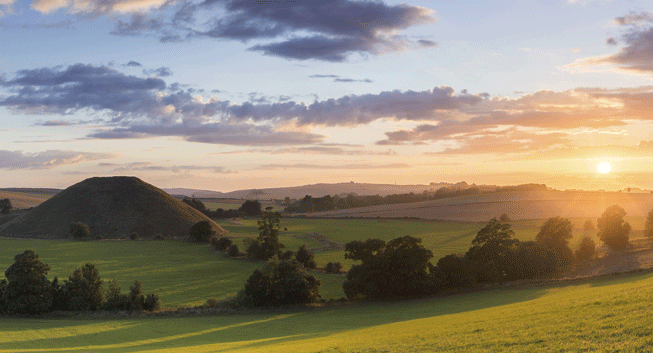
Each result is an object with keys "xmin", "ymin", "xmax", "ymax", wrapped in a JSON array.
[{"xmin": 0, "ymin": 176, "xmax": 226, "ymax": 239}]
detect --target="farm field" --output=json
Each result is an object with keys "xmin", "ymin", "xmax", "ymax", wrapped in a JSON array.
[
  {"xmin": 1, "ymin": 271, "xmax": 653, "ymax": 352},
  {"xmin": 217, "ymin": 216, "xmax": 649, "ymax": 271},
  {"xmin": 0, "ymin": 190, "xmax": 52, "ymax": 209},
  {"xmin": 0, "ymin": 239, "xmax": 345, "ymax": 306}
]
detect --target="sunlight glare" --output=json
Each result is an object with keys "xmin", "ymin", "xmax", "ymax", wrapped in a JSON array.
[{"xmin": 598, "ymin": 162, "xmax": 611, "ymax": 174}]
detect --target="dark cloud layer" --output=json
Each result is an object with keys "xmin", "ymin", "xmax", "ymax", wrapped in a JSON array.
[{"xmin": 106, "ymin": 0, "xmax": 437, "ymax": 61}]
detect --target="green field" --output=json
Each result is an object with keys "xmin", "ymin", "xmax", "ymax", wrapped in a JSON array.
[
  {"xmin": 2, "ymin": 271, "xmax": 653, "ymax": 352},
  {"xmin": 0, "ymin": 239, "xmax": 344, "ymax": 306}
]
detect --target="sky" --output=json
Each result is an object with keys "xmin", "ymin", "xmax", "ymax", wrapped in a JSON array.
[{"xmin": 2, "ymin": 0, "xmax": 653, "ymax": 192}]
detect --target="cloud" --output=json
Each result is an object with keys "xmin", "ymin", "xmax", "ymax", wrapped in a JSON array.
[
  {"xmin": 88, "ymin": 122, "xmax": 325, "ymax": 146},
  {"xmin": 310, "ymin": 74, "xmax": 372, "ymax": 83},
  {"xmin": 215, "ymin": 146, "xmax": 397, "ymax": 156},
  {"xmin": 109, "ymin": 161, "xmax": 237, "ymax": 173},
  {"xmin": 568, "ymin": 12, "xmax": 653, "ymax": 73},
  {"xmin": 31, "ymin": 0, "xmax": 170, "ymax": 15},
  {"xmin": 257, "ymin": 163, "xmax": 411, "ymax": 170},
  {"xmin": 509, "ymin": 140, "xmax": 653, "ymax": 161},
  {"xmin": 103, "ymin": 0, "xmax": 437, "ymax": 61},
  {"xmin": 38, "ymin": 120, "xmax": 75, "ymax": 126},
  {"xmin": 0, "ymin": 150, "xmax": 117, "ymax": 169},
  {"xmin": 143, "ymin": 66, "xmax": 173, "ymax": 77},
  {"xmin": 126, "ymin": 61, "xmax": 142, "ymax": 67}
]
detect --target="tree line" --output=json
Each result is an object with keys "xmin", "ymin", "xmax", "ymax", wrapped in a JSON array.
[
  {"xmin": 0, "ymin": 251, "xmax": 160, "ymax": 315},
  {"xmin": 284, "ymin": 188, "xmax": 481, "ymax": 214}
]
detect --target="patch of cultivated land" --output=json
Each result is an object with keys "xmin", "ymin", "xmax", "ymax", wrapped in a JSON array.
[
  {"xmin": 0, "ymin": 190, "xmax": 51, "ymax": 209},
  {"xmin": 2, "ymin": 271, "xmax": 653, "ymax": 352},
  {"xmin": 309, "ymin": 190, "xmax": 653, "ymax": 221}
]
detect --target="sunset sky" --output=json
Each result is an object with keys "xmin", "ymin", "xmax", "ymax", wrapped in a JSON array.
[{"xmin": 2, "ymin": 0, "xmax": 653, "ymax": 192}]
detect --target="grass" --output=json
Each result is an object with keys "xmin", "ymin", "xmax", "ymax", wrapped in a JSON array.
[{"xmin": 1, "ymin": 271, "xmax": 653, "ymax": 352}]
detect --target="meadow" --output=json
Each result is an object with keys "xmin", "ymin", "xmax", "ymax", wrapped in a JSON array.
[{"xmin": 1, "ymin": 270, "xmax": 652, "ymax": 352}]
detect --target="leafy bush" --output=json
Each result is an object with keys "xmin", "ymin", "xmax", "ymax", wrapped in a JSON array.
[
  {"xmin": 597, "ymin": 205, "xmax": 631, "ymax": 251},
  {"xmin": 70, "ymin": 221, "xmax": 90, "ymax": 239},
  {"xmin": 1, "ymin": 250, "xmax": 53, "ymax": 315},
  {"xmin": 325, "ymin": 262, "xmax": 343, "ymax": 274},
  {"xmin": 343, "ymin": 236, "xmax": 434, "ymax": 300},
  {"xmin": 295, "ymin": 245, "xmax": 316, "ymax": 269},
  {"xmin": 0, "ymin": 199, "xmax": 12, "ymax": 214},
  {"xmin": 189, "ymin": 221, "xmax": 216, "ymax": 242},
  {"xmin": 241, "ymin": 260, "xmax": 321, "ymax": 307},
  {"xmin": 575, "ymin": 236, "xmax": 596, "ymax": 261},
  {"xmin": 103, "ymin": 279, "xmax": 130, "ymax": 311},
  {"xmin": 154, "ymin": 233, "xmax": 166, "ymax": 240},
  {"xmin": 144, "ymin": 293, "xmax": 161, "ymax": 311},
  {"xmin": 129, "ymin": 232, "xmax": 139, "ymax": 240},
  {"xmin": 228, "ymin": 244, "xmax": 241, "ymax": 257},
  {"xmin": 216, "ymin": 237, "xmax": 233, "ymax": 251},
  {"xmin": 64, "ymin": 263, "xmax": 104, "ymax": 311},
  {"xmin": 279, "ymin": 250, "xmax": 294, "ymax": 261},
  {"xmin": 434, "ymin": 254, "xmax": 477, "ymax": 290}
]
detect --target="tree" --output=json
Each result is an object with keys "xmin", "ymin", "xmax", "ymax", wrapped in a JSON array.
[
  {"xmin": 239, "ymin": 200, "xmax": 262, "ymax": 217},
  {"xmin": 472, "ymin": 218, "xmax": 516, "ymax": 247},
  {"xmin": 644, "ymin": 210, "xmax": 653, "ymax": 239},
  {"xmin": 242, "ymin": 260, "xmax": 321, "ymax": 307},
  {"xmin": 64, "ymin": 263, "xmax": 104, "ymax": 311},
  {"xmin": 1, "ymin": 250, "xmax": 52, "ymax": 315},
  {"xmin": 70, "ymin": 221, "xmax": 90, "ymax": 239},
  {"xmin": 182, "ymin": 198, "xmax": 206, "ymax": 212},
  {"xmin": 104, "ymin": 279, "xmax": 129, "ymax": 311},
  {"xmin": 295, "ymin": 245, "xmax": 316, "ymax": 269},
  {"xmin": 597, "ymin": 205, "xmax": 631, "ymax": 251},
  {"xmin": 251, "ymin": 207, "xmax": 284, "ymax": 260},
  {"xmin": 325, "ymin": 262, "xmax": 343, "ymax": 274},
  {"xmin": 0, "ymin": 199, "xmax": 12, "ymax": 214},
  {"xmin": 499, "ymin": 213, "xmax": 511, "ymax": 222},
  {"xmin": 343, "ymin": 236, "xmax": 434, "ymax": 300},
  {"xmin": 583, "ymin": 219, "xmax": 595, "ymax": 234},
  {"xmin": 189, "ymin": 221, "xmax": 216, "ymax": 242},
  {"xmin": 536, "ymin": 217, "xmax": 573, "ymax": 247},
  {"xmin": 434, "ymin": 254, "xmax": 477, "ymax": 289},
  {"xmin": 575, "ymin": 236, "xmax": 596, "ymax": 261}
]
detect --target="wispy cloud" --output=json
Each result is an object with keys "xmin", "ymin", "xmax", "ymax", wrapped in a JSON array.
[
  {"xmin": 257, "ymin": 163, "xmax": 411, "ymax": 170},
  {"xmin": 0, "ymin": 150, "xmax": 117, "ymax": 169},
  {"xmin": 104, "ymin": 161, "xmax": 237, "ymax": 174}
]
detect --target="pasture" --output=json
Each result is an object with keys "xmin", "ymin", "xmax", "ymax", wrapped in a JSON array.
[{"xmin": 1, "ymin": 270, "xmax": 653, "ymax": 352}]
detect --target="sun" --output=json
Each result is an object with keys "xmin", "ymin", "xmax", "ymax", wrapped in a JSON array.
[{"xmin": 598, "ymin": 162, "xmax": 611, "ymax": 174}]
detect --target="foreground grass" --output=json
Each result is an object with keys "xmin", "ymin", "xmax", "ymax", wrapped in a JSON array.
[
  {"xmin": 0, "ymin": 239, "xmax": 345, "ymax": 306},
  {"xmin": 1, "ymin": 272, "xmax": 653, "ymax": 352}
]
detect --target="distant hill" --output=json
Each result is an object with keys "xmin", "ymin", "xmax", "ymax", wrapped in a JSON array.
[
  {"xmin": 0, "ymin": 190, "xmax": 53, "ymax": 209},
  {"xmin": 308, "ymin": 190, "xmax": 653, "ymax": 222},
  {"xmin": 163, "ymin": 188, "xmax": 225, "ymax": 198},
  {"xmin": 218, "ymin": 182, "xmax": 465, "ymax": 199},
  {"xmin": 0, "ymin": 176, "xmax": 226, "ymax": 239}
]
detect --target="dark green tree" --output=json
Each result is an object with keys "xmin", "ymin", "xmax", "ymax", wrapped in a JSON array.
[
  {"xmin": 536, "ymin": 217, "xmax": 574, "ymax": 247},
  {"xmin": 472, "ymin": 218, "xmax": 517, "ymax": 247},
  {"xmin": 189, "ymin": 221, "xmax": 216, "ymax": 242},
  {"xmin": 644, "ymin": 210, "xmax": 653, "ymax": 239},
  {"xmin": 466, "ymin": 218, "xmax": 519, "ymax": 283},
  {"xmin": 0, "ymin": 199, "xmax": 12, "ymax": 214},
  {"xmin": 251, "ymin": 207, "xmax": 284, "ymax": 260},
  {"xmin": 103, "ymin": 279, "xmax": 129, "ymax": 311},
  {"xmin": 575, "ymin": 236, "xmax": 596, "ymax": 261},
  {"xmin": 499, "ymin": 213, "xmax": 511, "ymax": 222},
  {"xmin": 343, "ymin": 236, "xmax": 434, "ymax": 300},
  {"xmin": 182, "ymin": 198, "xmax": 206, "ymax": 212},
  {"xmin": 2, "ymin": 250, "xmax": 53, "ymax": 315},
  {"xmin": 583, "ymin": 219, "xmax": 595, "ymax": 232},
  {"xmin": 64, "ymin": 263, "xmax": 104, "ymax": 311},
  {"xmin": 434, "ymin": 254, "xmax": 477, "ymax": 289},
  {"xmin": 70, "ymin": 221, "xmax": 90, "ymax": 239},
  {"xmin": 295, "ymin": 245, "xmax": 316, "ymax": 269},
  {"xmin": 597, "ymin": 205, "xmax": 631, "ymax": 251},
  {"xmin": 242, "ymin": 260, "xmax": 321, "ymax": 307},
  {"xmin": 239, "ymin": 200, "xmax": 262, "ymax": 217}
]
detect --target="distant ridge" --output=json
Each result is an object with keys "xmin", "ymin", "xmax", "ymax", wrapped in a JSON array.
[{"xmin": 0, "ymin": 176, "xmax": 226, "ymax": 239}]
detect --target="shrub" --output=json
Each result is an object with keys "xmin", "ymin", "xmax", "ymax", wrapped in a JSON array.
[
  {"xmin": 228, "ymin": 244, "xmax": 241, "ymax": 257},
  {"xmin": 645, "ymin": 210, "xmax": 653, "ymax": 239},
  {"xmin": 64, "ymin": 263, "xmax": 104, "ymax": 311},
  {"xmin": 70, "ymin": 221, "xmax": 90, "ymax": 239},
  {"xmin": 597, "ymin": 205, "xmax": 631, "ymax": 251},
  {"xmin": 1, "ymin": 250, "xmax": 53, "ymax": 315},
  {"xmin": 204, "ymin": 297, "xmax": 219, "ymax": 308},
  {"xmin": 154, "ymin": 233, "xmax": 166, "ymax": 240},
  {"xmin": 295, "ymin": 245, "xmax": 316, "ymax": 269},
  {"xmin": 575, "ymin": 236, "xmax": 596, "ymax": 261},
  {"xmin": 239, "ymin": 200, "xmax": 262, "ymax": 217},
  {"xmin": 129, "ymin": 232, "xmax": 138, "ymax": 240},
  {"xmin": 104, "ymin": 279, "xmax": 130, "ymax": 311},
  {"xmin": 189, "ymin": 221, "xmax": 216, "ymax": 242},
  {"xmin": 434, "ymin": 254, "xmax": 477, "ymax": 289},
  {"xmin": 144, "ymin": 293, "xmax": 161, "ymax": 311},
  {"xmin": 0, "ymin": 198, "xmax": 12, "ymax": 214},
  {"xmin": 241, "ymin": 260, "xmax": 321, "ymax": 307},
  {"xmin": 129, "ymin": 280, "xmax": 144, "ymax": 311},
  {"xmin": 216, "ymin": 237, "xmax": 233, "ymax": 251},
  {"xmin": 210, "ymin": 236, "xmax": 220, "ymax": 249},
  {"xmin": 95, "ymin": 235, "xmax": 104, "ymax": 240},
  {"xmin": 279, "ymin": 250, "xmax": 294, "ymax": 261},
  {"xmin": 343, "ymin": 236, "xmax": 434, "ymax": 300},
  {"xmin": 325, "ymin": 262, "xmax": 343, "ymax": 274}
]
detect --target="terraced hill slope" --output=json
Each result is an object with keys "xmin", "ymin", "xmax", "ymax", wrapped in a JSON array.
[{"xmin": 0, "ymin": 176, "xmax": 226, "ymax": 239}]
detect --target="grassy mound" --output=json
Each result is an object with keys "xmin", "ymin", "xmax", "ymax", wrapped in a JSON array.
[{"xmin": 0, "ymin": 176, "xmax": 226, "ymax": 239}]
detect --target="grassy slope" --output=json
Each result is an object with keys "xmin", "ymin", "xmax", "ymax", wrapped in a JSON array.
[{"xmin": 1, "ymin": 272, "xmax": 652, "ymax": 352}]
